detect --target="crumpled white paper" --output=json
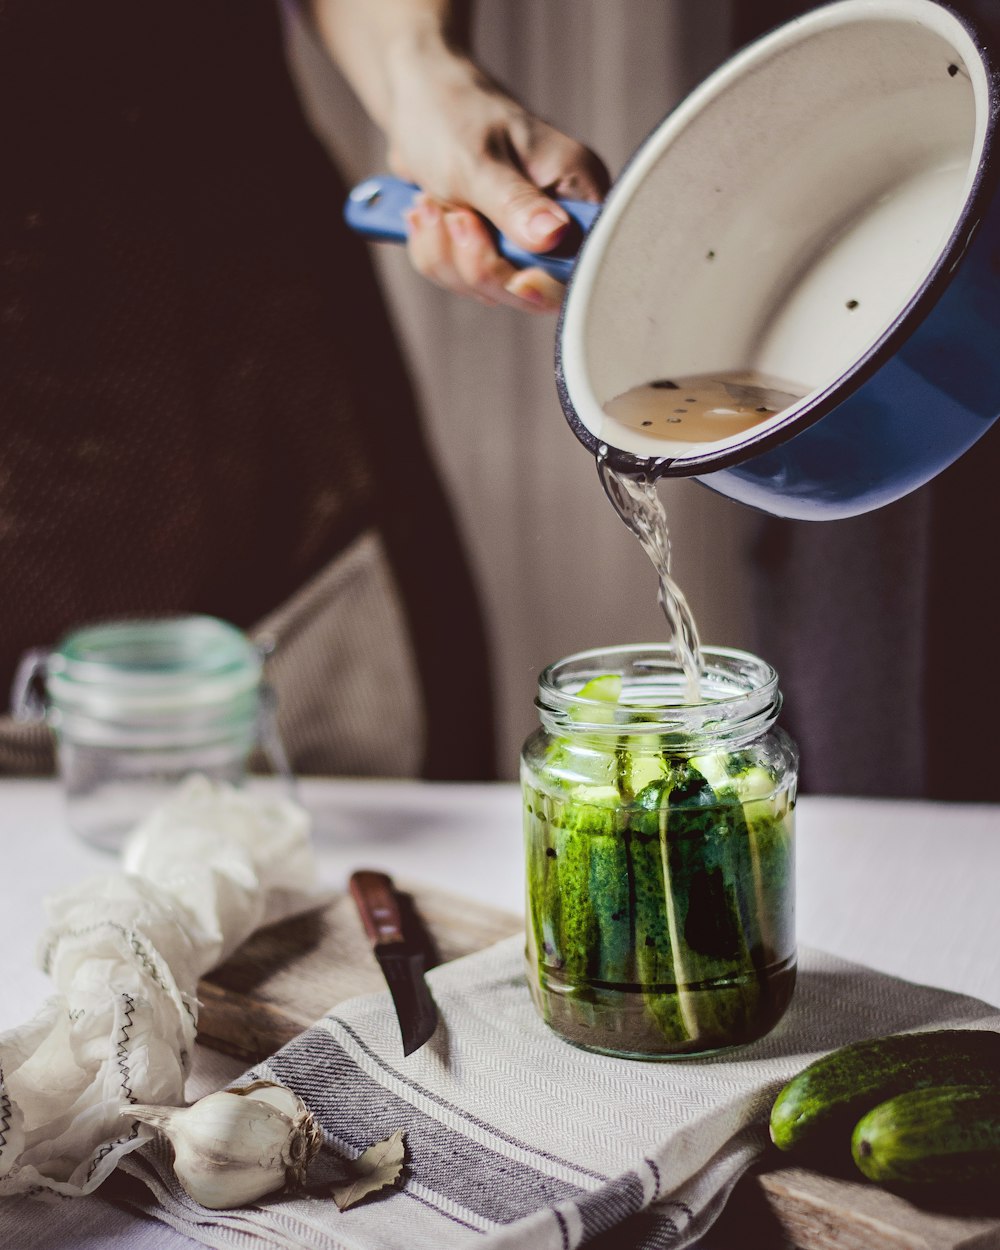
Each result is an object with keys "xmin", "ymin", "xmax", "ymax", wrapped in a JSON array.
[{"xmin": 0, "ymin": 776, "xmax": 318, "ymax": 1198}]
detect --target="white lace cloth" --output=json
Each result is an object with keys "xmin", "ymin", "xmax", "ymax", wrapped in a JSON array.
[{"xmin": 0, "ymin": 777, "xmax": 317, "ymax": 1197}]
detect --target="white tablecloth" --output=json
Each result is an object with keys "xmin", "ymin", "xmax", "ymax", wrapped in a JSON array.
[{"xmin": 2, "ymin": 779, "xmax": 999, "ymax": 1247}]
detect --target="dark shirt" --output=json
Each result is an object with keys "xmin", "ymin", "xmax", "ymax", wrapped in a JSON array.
[{"xmin": 0, "ymin": 0, "xmax": 494, "ymax": 778}]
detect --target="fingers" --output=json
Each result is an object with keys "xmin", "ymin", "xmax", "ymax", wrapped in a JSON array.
[
  {"xmin": 405, "ymin": 196, "xmax": 562, "ymax": 313},
  {"xmin": 465, "ymin": 155, "xmax": 572, "ymax": 256},
  {"xmin": 525, "ymin": 132, "xmax": 612, "ymax": 205},
  {"xmin": 466, "ymin": 122, "xmax": 612, "ymax": 256},
  {"xmin": 503, "ymin": 267, "xmax": 566, "ymax": 309}
]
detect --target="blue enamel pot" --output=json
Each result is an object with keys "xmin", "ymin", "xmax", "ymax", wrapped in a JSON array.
[{"xmin": 557, "ymin": 0, "xmax": 1000, "ymax": 519}]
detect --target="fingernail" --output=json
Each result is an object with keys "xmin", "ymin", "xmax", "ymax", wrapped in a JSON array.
[
  {"xmin": 504, "ymin": 276, "xmax": 554, "ymax": 309},
  {"xmin": 522, "ymin": 207, "xmax": 569, "ymax": 246},
  {"xmin": 445, "ymin": 211, "xmax": 474, "ymax": 245},
  {"xmin": 421, "ymin": 200, "xmax": 442, "ymax": 226}
]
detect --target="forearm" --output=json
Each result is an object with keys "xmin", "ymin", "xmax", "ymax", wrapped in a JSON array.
[{"xmin": 308, "ymin": 0, "xmax": 471, "ymax": 131}]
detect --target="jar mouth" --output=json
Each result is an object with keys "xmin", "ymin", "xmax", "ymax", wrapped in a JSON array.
[
  {"xmin": 537, "ymin": 644, "xmax": 780, "ymax": 747},
  {"xmin": 46, "ymin": 615, "xmax": 262, "ymax": 716}
]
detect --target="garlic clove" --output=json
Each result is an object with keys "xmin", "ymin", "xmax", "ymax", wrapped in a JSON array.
[{"xmin": 129, "ymin": 1083, "xmax": 322, "ymax": 1209}]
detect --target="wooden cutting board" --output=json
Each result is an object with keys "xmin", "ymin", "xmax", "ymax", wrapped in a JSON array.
[
  {"xmin": 198, "ymin": 898, "xmax": 1000, "ymax": 1248},
  {"xmin": 757, "ymin": 1167, "xmax": 1000, "ymax": 1249},
  {"xmin": 196, "ymin": 882, "xmax": 522, "ymax": 1062},
  {"xmin": 716, "ymin": 1164, "xmax": 1000, "ymax": 1250}
]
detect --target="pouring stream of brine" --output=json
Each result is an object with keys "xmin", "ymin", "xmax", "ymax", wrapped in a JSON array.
[
  {"xmin": 597, "ymin": 457, "xmax": 704, "ymax": 703},
  {"xmin": 598, "ymin": 371, "xmax": 807, "ymax": 703}
]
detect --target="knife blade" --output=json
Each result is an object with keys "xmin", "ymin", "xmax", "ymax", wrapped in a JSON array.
[{"xmin": 348, "ymin": 870, "xmax": 439, "ymax": 1056}]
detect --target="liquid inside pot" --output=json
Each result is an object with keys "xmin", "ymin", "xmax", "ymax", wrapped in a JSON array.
[{"xmin": 602, "ymin": 371, "xmax": 807, "ymax": 448}]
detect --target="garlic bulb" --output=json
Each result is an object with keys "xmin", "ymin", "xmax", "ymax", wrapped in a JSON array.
[{"xmin": 129, "ymin": 1081, "xmax": 323, "ymax": 1209}]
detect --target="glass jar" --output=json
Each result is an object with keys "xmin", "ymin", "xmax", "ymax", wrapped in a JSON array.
[
  {"xmin": 521, "ymin": 643, "xmax": 798, "ymax": 1060},
  {"xmin": 11, "ymin": 615, "xmax": 288, "ymax": 850}
]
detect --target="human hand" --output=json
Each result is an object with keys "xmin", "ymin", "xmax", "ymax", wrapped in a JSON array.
[{"xmin": 388, "ymin": 49, "xmax": 609, "ymax": 312}]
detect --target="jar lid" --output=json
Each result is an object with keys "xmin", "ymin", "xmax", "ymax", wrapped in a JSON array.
[{"xmin": 45, "ymin": 616, "xmax": 262, "ymax": 718}]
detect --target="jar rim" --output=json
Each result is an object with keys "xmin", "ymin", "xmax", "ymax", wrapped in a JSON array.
[
  {"xmin": 45, "ymin": 615, "xmax": 262, "ymax": 715},
  {"xmin": 536, "ymin": 643, "xmax": 781, "ymax": 746}
]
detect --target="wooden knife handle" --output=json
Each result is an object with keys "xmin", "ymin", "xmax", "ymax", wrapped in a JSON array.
[{"xmin": 349, "ymin": 870, "xmax": 405, "ymax": 946}]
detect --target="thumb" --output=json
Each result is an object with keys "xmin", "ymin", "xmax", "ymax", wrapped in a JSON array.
[{"xmin": 466, "ymin": 158, "xmax": 573, "ymax": 254}]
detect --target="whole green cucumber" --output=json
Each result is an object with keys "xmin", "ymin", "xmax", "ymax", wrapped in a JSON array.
[
  {"xmin": 852, "ymin": 1084, "xmax": 1000, "ymax": 1186},
  {"xmin": 770, "ymin": 1029, "xmax": 1000, "ymax": 1155}
]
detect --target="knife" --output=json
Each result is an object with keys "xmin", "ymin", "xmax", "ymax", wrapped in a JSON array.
[{"xmin": 348, "ymin": 870, "xmax": 439, "ymax": 1057}]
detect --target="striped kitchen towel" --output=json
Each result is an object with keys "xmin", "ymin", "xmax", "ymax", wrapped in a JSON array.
[{"xmin": 118, "ymin": 936, "xmax": 1000, "ymax": 1250}]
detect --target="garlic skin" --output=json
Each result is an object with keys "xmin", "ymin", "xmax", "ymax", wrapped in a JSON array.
[{"xmin": 129, "ymin": 1082, "xmax": 323, "ymax": 1209}]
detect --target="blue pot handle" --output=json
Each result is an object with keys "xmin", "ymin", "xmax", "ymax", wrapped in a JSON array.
[{"xmin": 344, "ymin": 174, "xmax": 600, "ymax": 283}]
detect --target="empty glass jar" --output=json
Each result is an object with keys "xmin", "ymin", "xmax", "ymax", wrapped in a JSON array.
[
  {"xmin": 521, "ymin": 643, "xmax": 798, "ymax": 1060},
  {"xmin": 12, "ymin": 615, "xmax": 286, "ymax": 850}
]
